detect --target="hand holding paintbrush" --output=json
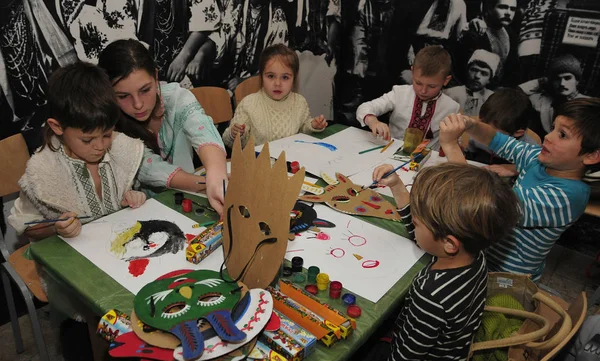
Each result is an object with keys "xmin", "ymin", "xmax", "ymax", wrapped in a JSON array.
[{"xmin": 362, "ymin": 153, "xmax": 423, "ymax": 190}]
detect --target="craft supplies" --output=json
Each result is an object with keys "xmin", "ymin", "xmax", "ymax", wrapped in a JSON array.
[
  {"xmin": 363, "ymin": 154, "xmax": 424, "ymax": 190},
  {"xmin": 182, "ymin": 199, "xmax": 192, "ymax": 212},
  {"xmin": 342, "ymin": 293, "xmax": 356, "ymax": 306},
  {"xmin": 294, "ymin": 272, "xmax": 307, "ymax": 283},
  {"xmin": 185, "ymin": 221, "xmax": 223, "ymax": 264},
  {"xmin": 291, "ymin": 256, "xmax": 304, "ymax": 272},
  {"xmin": 347, "ymin": 305, "xmax": 362, "ymax": 318},
  {"xmin": 380, "ymin": 139, "xmax": 395, "ymax": 153},
  {"xmin": 329, "ymin": 281, "xmax": 342, "ymax": 299},
  {"xmin": 260, "ymin": 310, "xmax": 317, "ymax": 360},
  {"xmin": 358, "ymin": 144, "xmax": 385, "ymax": 154},
  {"xmin": 24, "ymin": 216, "xmax": 92, "ymax": 225},
  {"xmin": 283, "ymin": 266, "xmax": 293, "ymax": 277},
  {"xmin": 316, "ymin": 273, "xmax": 330, "ymax": 291},
  {"xmin": 97, "ymin": 309, "xmax": 132, "ymax": 343},
  {"xmin": 305, "ymin": 284, "xmax": 318, "ymax": 295},
  {"xmin": 290, "ymin": 161, "xmax": 300, "ymax": 174},
  {"xmin": 174, "ymin": 192, "xmax": 184, "ymax": 205},
  {"xmin": 307, "ymin": 266, "xmax": 320, "ymax": 283}
]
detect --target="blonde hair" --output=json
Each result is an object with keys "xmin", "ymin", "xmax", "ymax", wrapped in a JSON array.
[
  {"xmin": 413, "ymin": 45, "xmax": 452, "ymax": 77},
  {"xmin": 410, "ymin": 163, "xmax": 520, "ymax": 254}
]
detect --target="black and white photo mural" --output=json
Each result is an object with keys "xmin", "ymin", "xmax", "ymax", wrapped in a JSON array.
[{"xmin": 0, "ymin": 0, "xmax": 599, "ymax": 147}]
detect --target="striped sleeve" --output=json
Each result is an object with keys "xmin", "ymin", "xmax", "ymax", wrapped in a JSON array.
[
  {"xmin": 517, "ymin": 184, "xmax": 574, "ymax": 228},
  {"xmin": 390, "ymin": 286, "xmax": 445, "ymax": 361},
  {"xmin": 398, "ymin": 204, "xmax": 415, "ymax": 241},
  {"xmin": 488, "ymin": 132, "xmax": 541, "ymax": 173}
]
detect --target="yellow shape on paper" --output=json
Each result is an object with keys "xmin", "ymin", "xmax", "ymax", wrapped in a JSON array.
[
  {"xmin": 110, "ymin": 222, "xmax": 142, "ymax": 256},
  {"xmin": 353, "ymin": 253, "xmax": 363, "ymax": 260},
  {"xmin": 321, "ymin": 172, "xmax": 338, "ymax": 185}
]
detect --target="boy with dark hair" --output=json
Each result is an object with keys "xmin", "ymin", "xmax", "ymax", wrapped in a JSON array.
[
  {"xmin": 440, "ymin": 98, "xmax": 600, "ymax": 281},
  {"xmin": 466, "ymin": 88, "xmax": 538, "ymax": 165},
  {"xmin": 370, "ymin": 162, "xmax": 520, "ymax": 360},
  {"xmin": 356, "ymin": 45, "xmax": 460, "ymax": 150}
]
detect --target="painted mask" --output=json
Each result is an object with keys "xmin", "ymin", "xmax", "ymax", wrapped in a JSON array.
[
  {"xmin": 222, "ymin": 137, "xmax": 304, "ymax": 289},
  {"xmin": 289, "ymin": 201, "xmax": 336, "ymax": 238},
  {"xmin": 134, "ymin": 269, "xmax": 245, "ymax": 360},
  {"xmin": 299, "ymin": 173, "xmax": 400, "ymax": 221}
]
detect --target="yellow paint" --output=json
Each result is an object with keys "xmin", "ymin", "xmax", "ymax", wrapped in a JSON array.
[
  {"xmin": 110, "ymin": 222, "xmax": 142, "ymax": 256},
  {"xmin": 179, "ymin": 286, "xmax": 193, "ymax": 299},
  {"xmin": 353, "ymin": 253, "xmax": 363, "ymax": 260}
]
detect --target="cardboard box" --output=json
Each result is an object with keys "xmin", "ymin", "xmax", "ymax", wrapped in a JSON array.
[
  {"xmin": 185, "ymin": 221, "xmax": 223, "ymax": 264},
  {"xmin": 248, "ymin": 340, "xmax": 289, "ymax": 360},
  {"xmin": 97, "ymin": 309, "xmax": 131, "ymax": 343},
  {"xmin": 275, "ymin": 310, "xmax": 317, "ymax": 356}
]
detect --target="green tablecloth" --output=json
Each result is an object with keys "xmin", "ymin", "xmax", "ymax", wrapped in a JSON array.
[{"xmin": 30, "ymin": 123, "xmax": 430, "ymax": 360}]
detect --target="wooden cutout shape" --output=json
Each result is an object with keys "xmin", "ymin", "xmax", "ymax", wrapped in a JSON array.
[
  {"xmin": 299, "ymin": 173, "xmax": 401, "ymax": 221},
  {"xmin": 223, "ymin": 136, "xmax": 304, "ymax": 289}
]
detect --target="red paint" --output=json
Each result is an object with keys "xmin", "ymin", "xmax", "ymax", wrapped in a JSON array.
[
  {"xmin": 185, "ymin": 233, "xmax": 197, "ymax": 243},
  {"xmin": 128, "ymin": 259, "xmax": 149, "ymax": 277},
  {"xmin": 315, "ymin": 232, "xmax": 330, "ymax": 240},
  {"xmin": 362, "ymin": 260, "xmax": 380, "ymax": 268},
  {"xmin": 329, "ymin": 248, "xmax": 345, "ymax": 258},
  {"xmin": 385, "ymin": 209, "xmax": 394, "ymax": 214},
  {"xmin": 265, "ymin": 312, "xmax": 281, "ymax": 332},
  {"xmin": 362, "ymin": 201, "xmax": 381, "ymax": 209}
]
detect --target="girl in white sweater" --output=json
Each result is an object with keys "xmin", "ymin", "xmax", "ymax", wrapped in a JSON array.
[{"xmin": 223, "ymin": 44, "xmax": 327, "ymax": 147}]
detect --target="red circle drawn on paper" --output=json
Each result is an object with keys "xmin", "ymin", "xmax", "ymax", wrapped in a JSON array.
[
  {"xmin": 362, "ymin": 260, "xmax": 380, "ymax": 268},
  {"xmin": 347, "ymin": 235, "xmax": 366, "ymax": 247},
  {"xmin": 329, "ymin": 248, "xmax": 345, "ymax": 258}
]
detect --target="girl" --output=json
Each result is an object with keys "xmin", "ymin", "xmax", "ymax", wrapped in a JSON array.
[
  {"xmin": 98, "ymin": 39, "xmax": 228, "ymax": 216},
  {"xmin": 8, "ymin": 62, "xmax": 146, "ymax": 240},
  {"xmin": 223, "ymin": 44, "xmax": 327, "ymax": 148}
]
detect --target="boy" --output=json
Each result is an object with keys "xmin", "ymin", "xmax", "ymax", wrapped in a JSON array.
[
  {"xmin": 466, "ymin": 87, "xmax": 538, "ymax": 166},
  {"xmin": 439, "ymin": 98, "xmax": 600, "ymax": 281},
  {"xmin": 356, "ymin": 45, "xmax": 459, "ymax": 150},
  {"xmin": 371, "ymin": 162, "xmax": 520, "ymax": 360}
]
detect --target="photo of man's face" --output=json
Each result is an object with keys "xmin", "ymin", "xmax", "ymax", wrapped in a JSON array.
[
  {"xmin": 487, "ymin": 0, "xmax": 517, "ymax": 28},
  {"xmin": 551, "ymin": 72, "xmax": 578, "ymax": 97},
  {"xmin": 467, "ymin": 63, "xmax": 492, "ymax": 92}
]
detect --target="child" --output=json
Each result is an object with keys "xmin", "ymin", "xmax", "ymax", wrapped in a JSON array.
[
  {"xmin": 8, "ymin": 62, "xmax": 146, "ymax": 240},
  {"xmin": 98, "ymin": 39, "xmax": 229, "ymax": 216},
  {"xmin": 222, "ymin": 44, "xmax": 327, "ymax": 147},
  {"xmin": 466, "ymin": 88, "xmax": 538, "ymax": 167},
  {"xmin": 439, "ymin": 98, "xmax": 600, "ymax": 281},
  {"xmin": 356, "ymin": 45, "xmax": 460, "ymax": 150},
  {"xmin": 371, "ymin": 162, "xmax": 520, "ymax": 360}
]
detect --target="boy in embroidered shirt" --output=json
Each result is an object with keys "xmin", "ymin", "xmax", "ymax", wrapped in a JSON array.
[
  {"xmin": 439, "ymin": 98, "xmax": 600, "ymax": 281},
  {"xmin": 356, "ymin": 45, "xmax": 459, "ymax": 150},
  {"xmin": 370, "ymin": 163, "xmax": 519, "ymax": 360}
]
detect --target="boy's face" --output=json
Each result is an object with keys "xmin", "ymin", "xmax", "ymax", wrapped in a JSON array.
[
  {"xmin": 551, "ymin": 72, "xmax": 578, "ymax": 97},
  {"xmin": 412, "ymin": 68, "xmax": 451, "ymax": 102},
  {"xmin": 539, "ymin": 116, "xmax": 587, "ymax": 171},
  {"xmin": 50, "ymin": 122, "xmax": 114, "ymax": 163},
  {"xmin": 467, "ymin": 64, "xmax": 492, "ymax": 92}
]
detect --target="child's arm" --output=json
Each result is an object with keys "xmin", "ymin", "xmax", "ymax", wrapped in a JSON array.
[
  {"xmin": 355, "ymin": 89, "xmax": 397, "ymax": 140},
  {"xmin": 223, "ymin": 100, "xmax": 251, "ymax": 147},
  {"xmin": 439, "ymin": 114, "xmax": 468, "ymax": 164},
  {"xmin": 121, "ymin": 190, "xmax": 147, "ymax": 209},
  {"xmin": 8, "ymin": 196, "xmax": 83, "ymax": 240},
  {"xmin": 299, "ymin": 96, "xmax": 327, "ymax": 133},
  {"xmin": 138, "ymin": 147, "xmax": 207, "ymax": 192},
  {"xmin": 372, "ymin": 165, "xmax": 414, "ymax": 241}
]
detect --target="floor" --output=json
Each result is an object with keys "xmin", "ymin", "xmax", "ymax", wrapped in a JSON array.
[{"xmin": 0, "ymin": 236, "xmax": 599, "ymax": 360}]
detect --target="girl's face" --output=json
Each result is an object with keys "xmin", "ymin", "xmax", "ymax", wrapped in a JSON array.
[
  {"xmin": 261, "ymin": 58, "xmax": 294, "ymax": 101},
  {"xmin": 49, "ymin": 121, "xmax": 114, "ymax": 163},
  {"xmin": 112, "ymin": 69, "xmax": 159, "ymax": 122}
]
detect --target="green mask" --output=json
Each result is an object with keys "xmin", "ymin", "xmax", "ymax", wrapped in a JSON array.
[{"xmin": 134, "ymin": 269, "xmax": 245, "ymax": 360}]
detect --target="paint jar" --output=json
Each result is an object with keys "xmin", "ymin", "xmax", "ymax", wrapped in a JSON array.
[
  {"xmin": 329, "ymin": 281, "xmax": 342, "ymax": 299},
  {"xmin": 290, "ymin": 161, "xmax": 300, "ymax": 174},
  {"xmin": 293, "ymin": 272, "xmax": 306, "ymax": 283},
  {"xmin": 174, "ymin": 192, "xmax": 184, "ymax": 205},
  {"xmin": 305, "ymin": 284, "xmax": 318, "ymax": 295},
  {"xmin": 342, "ymin": 293, "xmax": 356, "ymax": 306},
  {"xmin": 316, "ymin": 273, "xmax": 329, "ymax": 291},
  {"xmin": 402, "ymin": 128, "xmax": 424, "ymax": 154},
  {"xmin": 291, "ymin": 256, "xmax": 303, "ymax": 273},
  {"xmin": 307, "ymin": 266, "xmax": 320, "ymax": 283},
  {"xmin": 182, "ymin": 199, "xmax": 193, "ymax": 212}
]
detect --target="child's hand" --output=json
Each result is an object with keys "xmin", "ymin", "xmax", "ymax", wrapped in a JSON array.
[
  {"xmin": 230, "ymin": 124, "xmax": 247, "ymax": 139},
  {"xmin": 485, "ymin": 164, "xmax": 518, "ymax": 178},
  {"xmin": 440, "ymin": 114, "xmax": 467, "ymax": 146},
  {"xmin": 121, "ymin": 190, "xmax": 147, "ymax": 209},
  {"xmin": 206, "ymin": 170, "xmax": 228, "ymax": 218},
  {"xmin": 311, "ymin": 115, "xmax": 327, "ymax": 129},
  {"xmin": 365, "ymin": 115, "xmax": 391, "ymax": 140},
  {"xmin": 373, "ymin": 164, "xmax": 404, "ymax": 189},
  {"xmin": 55, "ymin": 212, "xmax": 82, "ymax": 238}
]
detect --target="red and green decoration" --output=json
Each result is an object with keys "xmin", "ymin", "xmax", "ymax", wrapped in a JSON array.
[{"xmin": 134, "ymin": 270, "xmax": 246, "ymax": 360}]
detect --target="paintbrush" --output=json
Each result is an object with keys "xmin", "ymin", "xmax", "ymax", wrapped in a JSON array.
[
  {"xmin": 362, "ymin": 154, "xmax": 424, "ymax": 190},
  {"xmin": 25, "ymin": 216, "xmax": 92, "ymax": 225}
]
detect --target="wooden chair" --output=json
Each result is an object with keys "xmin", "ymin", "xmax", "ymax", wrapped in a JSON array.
[
  {"xmin": 234, "ymin": 76, "xmax": 261, "ymax": 106},
  {"xmin": 0, "ymin": 134, "xmax": 49, "ymax": 360},
  {"xmin": 190, "ymin": 86, "xmax": 233, "ymax": 125}
]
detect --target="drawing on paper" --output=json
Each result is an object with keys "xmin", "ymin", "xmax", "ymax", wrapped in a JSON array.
[
  {"xmin": 294, "ymin": 140, "xmax": 338, "ymax": 151},
  {"xmin": 109, "ymin": 220, "xmax": 186, "ymax": 261},
  {"xmin": 289, "ymin": 201, "xmax": 335, "ymax": 239}
]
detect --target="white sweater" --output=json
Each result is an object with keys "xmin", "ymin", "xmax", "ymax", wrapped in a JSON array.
[
  {"xmin": 223, "ymin": 89, "xmax": 324, "ymax": 148},
  {"xmin": 356, "ymin": 85, "xmax": 460, "ymax": 150}
]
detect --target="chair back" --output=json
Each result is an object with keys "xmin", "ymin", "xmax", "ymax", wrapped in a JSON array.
[
  {"xmin": 0, "ymin": 134, "xmax": 30, "ymax": 197},
  {"xmin": 526, "ymin": 129, "xmax": 542, "ymax": 145},
  {"xmin": 190, "ymin": 87, "xmax": 233, "ymax": 124},
  {"xmin": 234, "ymin": 76, "xmax": 261, "ymax": 106}
]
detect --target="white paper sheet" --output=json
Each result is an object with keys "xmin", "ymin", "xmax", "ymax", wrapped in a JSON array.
[
  {"xmin": 285, "ymin": 204, "xmax": 424, "ymax": 303},
  {"xmin": 62, "ymin": 199, "xmax": 225, "ymax": 294}
]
